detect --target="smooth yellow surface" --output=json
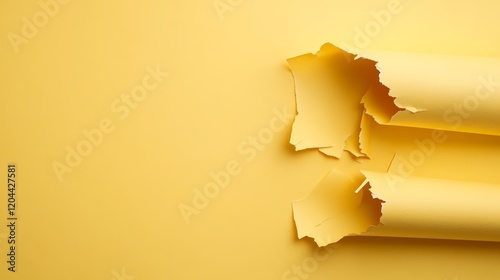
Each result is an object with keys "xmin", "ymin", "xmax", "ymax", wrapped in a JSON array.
[{"xmin": 1, "ymin": 0, "xmax": 500, "ymax": 279}]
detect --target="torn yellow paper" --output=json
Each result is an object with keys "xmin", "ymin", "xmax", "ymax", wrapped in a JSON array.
[
  {"xmin": 292, "ymin": 169, "xmax": 382, "ymax": 247},
  {"xmin": 360, "ymin": 171, "xmax": 500, "ymax": 243},
  {"xmin": 356, "ymin": 49, "xmax": 500, "ymax": 136},
  {"xmin": 289, "ymin": 44, "xmax": 500, "ymax": 147},
  {"xmin": 294, "ymin": 170, "xmax": 500, "ymax": 245},
  {"xmin": 288, "ymin": 43, "xmax": 500, "ymax": 247},
  {"xmin": 287, "ymin": 44, "xmax": 380, "ymax": 158}
]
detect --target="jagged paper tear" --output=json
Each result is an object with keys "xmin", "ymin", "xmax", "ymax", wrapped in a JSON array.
[
  {"xmin": 288, "ymin": 43, "xmax": 500, "ymax": 246},
  {"xmin": 293, "ymin": 170, "xmax": 500, "ymax": 246},
  {"xmin": 287, "ymin": 43, "xmax": 384, "ymax": 158},
  {"xmin": 287, "ymin": 43, "xmax": 500, "ymax": 159}
]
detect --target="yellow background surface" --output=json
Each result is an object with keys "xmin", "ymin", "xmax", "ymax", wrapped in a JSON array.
[{"xmin": 1, "ymin": 0, "xmax": 500, "ymax": 279}]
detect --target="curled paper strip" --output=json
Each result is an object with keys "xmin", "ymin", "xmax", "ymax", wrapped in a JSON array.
[
  {"xmin": 287, "ymin": 43, "xmax": 500, "ymax": 246},
  {"xmin": 293, "ymin": 169, "xmax": 500, "ymax": 247},
  {"xmin": 288, "ymin": 43, "xmax": 500, "ymax": 159}
]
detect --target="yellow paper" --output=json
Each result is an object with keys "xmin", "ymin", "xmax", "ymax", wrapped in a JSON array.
[
  {"xmin": 3, "ymin": 0, "xmax": 500, "ymax": 279},
  {"xmin": 288, "ymin": 43, "xmax": 500, "ymax": 246}
]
